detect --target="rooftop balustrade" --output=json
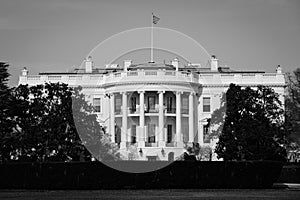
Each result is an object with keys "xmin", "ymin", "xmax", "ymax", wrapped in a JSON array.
[{"xmin": 19, "ymin": 70, "xmax": 285, "ymax": 87}]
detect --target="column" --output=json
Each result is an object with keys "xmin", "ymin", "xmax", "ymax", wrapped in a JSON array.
[
  {"xmin": 110, "ymin": 93, "xmax": 115, "ymax": 143},
  {"xmin": 176, "ymin": 91, "xmax": 183, "ymax": 147},
  {"xmin": 138, "ymin": 91, "xmax": 145, "ymax": 147},
  {"xmin": 158, "ymin": 91, "xmax": 165, "ymax": 147},
  {"xmin": 121, "ymin": 92, "xmax": 127, "ymax": 148},
  {"xmin": 188, "ymin": 92, "xmax": 195, "ymax": 144}
]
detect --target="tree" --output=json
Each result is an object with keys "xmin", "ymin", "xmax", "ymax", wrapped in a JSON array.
[
  {"xmin": 285, "ymin": 68, "xmax": 300, "ymax": 148},
  {"xmin": 0, "ymin": 62, "xmax": 14, "ymax": 161},
  {"xmin": 214, "ymin": 84, "xmax": 286, "ymax": 161},
  {"xmin": 0, "ymin": 82, "xmax": 119, "ymax": 162},
  {"xmin": 0, "ymin": 63, "xmax": 12, "ymax": 134}
]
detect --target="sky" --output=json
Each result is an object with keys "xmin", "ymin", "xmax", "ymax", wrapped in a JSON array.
[{"xmin": 0, "ymin": 0, "xmax": 300, "ymax": 86}]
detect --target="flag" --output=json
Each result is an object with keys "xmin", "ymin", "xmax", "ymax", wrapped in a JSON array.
[{"xmin": 153, "ymin": 14, "xmax": 160, "ymax": 24}]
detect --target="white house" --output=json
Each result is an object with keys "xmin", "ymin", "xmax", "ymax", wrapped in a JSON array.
[{"xmin": 19, "ymin": 55, "xmax": 285, "ymax": 161}]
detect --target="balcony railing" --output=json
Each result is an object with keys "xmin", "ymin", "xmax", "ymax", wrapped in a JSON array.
[
  {"xmin": 166, "ymin": 108, "xmax": 176, "ymax": 114},
  {"xmin": 20, "ymin": 70, "xmax": 285, "ymax": 87},
  {"xmin": 181, "ymin": 108, "xmax": 189, "ymax": 114},
  {"xmin": 166, "ymin": 142, "xmax": 176, "ymax": 147},
  {"xmin": 115, "ymin": 109, "xmax": 122, "ymax": 115},
  {"xmin": 145, "ymin": 142, "xmax": 158, "ymax": 147},
  {"xmin": 145, "ymin": 108, "xmax": 159, "ymax": 113},
  {"xmin": 129, "ymin": 107, "xmax": 139, "ymax": 114}
]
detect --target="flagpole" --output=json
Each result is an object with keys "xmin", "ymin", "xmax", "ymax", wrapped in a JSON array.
[{"xmin": 150, "ymin": 13, "xmax": 154, "ymax": 63}]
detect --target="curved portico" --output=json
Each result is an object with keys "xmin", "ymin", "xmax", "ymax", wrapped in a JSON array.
[{"xmin": 104, "ymin": 63, "xmax": 200, "ymax": 160}]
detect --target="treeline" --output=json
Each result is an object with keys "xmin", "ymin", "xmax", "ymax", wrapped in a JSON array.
[{"xmin": 0, "ymin": 62, "xmax": 118, "ymax": 163}]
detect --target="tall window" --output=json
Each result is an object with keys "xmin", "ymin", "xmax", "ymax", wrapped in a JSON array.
[
  {"xmin": 131, "ymin": 125, "xmax": 136, "ymax": 143},
  {"xmin": 93, "ymin": 98, "xmax": 101, "ymax": 112},
  {"xmin": 147, "ymin": 96, "xmax": 156, "ymax": 112},
  {"xmin": 167, "ymin": 96, "xmax": 173, "ymax": 113},
  {"xmin": 167, "ymin": 124, "xmax": 172, "ymax": 143},
  {"xmin": 148, "ymin": 124, "xmax": 156, "ymax": 143},
  {"xmin": 203, "ymin": 97, "xmax": 211, "ymax": 112},
  {"xmin": 131, "ymin": 97, "xmax": 137, "ymax": 113},
  {"xmin": 203, "ymin": 126, "xmax": 210, "ymax": 143},
  {"xmin": 182, "ymin": 96, "xmax": 188, "ymax": 114},
  {"xmin": 115, "ymin": 126, "xmax": 121, "ymax": 144},
  {"xmin": 115, "ymin": 96, "xmax": 122, "ymax": 114}
]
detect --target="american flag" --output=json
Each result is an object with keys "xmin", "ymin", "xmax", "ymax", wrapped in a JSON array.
[{"xmin": 153, "ymin": 14, "xmax": 160, "ymax": 24}]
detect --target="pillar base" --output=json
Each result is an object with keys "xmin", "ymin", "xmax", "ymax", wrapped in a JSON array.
[
  {"xmin": 187, "ymin": 142, "xmax": 194, "ymax": 147},
  {"xmin": 138, "ymin": 141, "xmax": 145, "ymax": 147},
  {"xmin": 120, "ymin": 141, "xmax": 127, "ymax": 149},
  {"xmin": 158, "ymin": 141, "xmax": 165, "ymax": 147},
  {"xmin": 176, "ymin": 141, "xmax": 184, "ymax": 148}
]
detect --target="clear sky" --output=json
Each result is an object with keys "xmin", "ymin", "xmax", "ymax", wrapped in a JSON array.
[{"xmin": 1, "ymin": 0, "xmax": 300, "ymax": 86}]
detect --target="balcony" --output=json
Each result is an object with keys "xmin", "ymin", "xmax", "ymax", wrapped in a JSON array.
[{"xmin": 145, "ymin": 142, "xmax": 158, "ymax": 147}]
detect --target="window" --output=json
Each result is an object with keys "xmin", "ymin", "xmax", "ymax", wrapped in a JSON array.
[
  {"xmin": 167, "ymin": 124, "xmax": 172, "ymax": 143},
  {"xmin": 147, "ymin": 96, "xmax": 156, "ymax": 112},
  {"xmin": 203, "ymin": 126, "xmax": 210, "ymax": 143},
  {"xmin": 131, "ymin": 97, "xmax": 137, "ymax": 113},
  {"xmin": 167, "ymin": 96, "xmax": 173, "ymax": 113},
  {"xmin": 148, "ymin": 124, "xmax": 156, "ymax": 143},
  {"xmin": 203, "ymin": 97, "xmax": 211, "ymax": 112},
  {"xmin": 93, "ymin": 98, "xmax": 101, "ymax": 112},
  {"xmin": 131, "ymin": 125, "xmax": 136, "ymax": 143},
  {"xmin": 182, "ymin": 96, "xmax": 188, "ymax": 114},
  {"xmin": 115, "ymin": 126, "xmax": 121, "ymax": 143},
  {"xmin": 115, "ymin": 96, "xmax": 122, "ymax": 114}
]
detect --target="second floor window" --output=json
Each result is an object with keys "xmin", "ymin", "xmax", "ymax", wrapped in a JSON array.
[
  {"xmin": 115, "ymin": 97, "xmax": 122, "ymax": 114},
  {"xmin": 93, "ymin": 98, "xmax": 101, "ymax": 112},
  {"xmin": 147, "ymin": 96, "xmax": 156, "ymax": 112},
  {"xmin": 203, "ymin": 97, "xmax": 211, "ymax": 112},
  {"xmin": 131, "ymin": 97, "xmax": 137, "ymax": 112},
  {"xmin": 182, "ymin": 96, "xmax": 188, "ymax": 114},
  {"xmin": 166, "ymin": 96, "xmax": 173, "ymax": 112}
]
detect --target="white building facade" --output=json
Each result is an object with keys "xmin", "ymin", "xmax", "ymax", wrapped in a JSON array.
[{"xmin": 19, "ymin": 56, "xmax": 285, "ymax": 161}]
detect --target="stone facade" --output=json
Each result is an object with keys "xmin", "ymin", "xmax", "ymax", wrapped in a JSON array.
[{"xmin": 19, "ymin": 56, "xmax": 285, "ymax": 161}]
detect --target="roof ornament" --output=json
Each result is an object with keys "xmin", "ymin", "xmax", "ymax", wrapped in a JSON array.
[{"xmin": 276, "ymin": 65, "xmax": 282, "ymax": 74}]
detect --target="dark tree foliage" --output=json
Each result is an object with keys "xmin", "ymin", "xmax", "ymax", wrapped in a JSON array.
[
  {"xmin": 0, "ymin": 63, "xmax": 13, "ymax": 143},
  {"xmin": 214, "ymin": 84, "xmax": 286, "ymax": 161},
  {"xmin": 285, "ymin": 68, "xmax": 300, "ymax": 150},
  {"xmin": 0, "ymin": 82, "xmax": 118, "ymax": 162}
]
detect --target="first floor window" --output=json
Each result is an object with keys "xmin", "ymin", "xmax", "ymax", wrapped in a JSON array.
[
  {"xmin": 115, "ymin": 126, "xmax": 121, "ymax": 143},
  {"xmin": 131, "ymin": 125, "xmax": 136, "ymax": 143},
  {"xmin": 203, "ymin": 125, "xmax": 210, "ymax": 143},
  {"xmin": 93, "ymin": 98, "xmax": 101, "ymax": 112},
  {"xmin": 167, "ymin": 124, "xmax": 172, "ymax": 143},
  {"xmin": 148, "ymin": 124, "xmax": 156, "ymax": 143}
]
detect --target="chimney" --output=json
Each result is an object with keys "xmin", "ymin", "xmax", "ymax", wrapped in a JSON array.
[
  {"xmin": 276, "ymin": 65, "xmax": 282, "ymax": 74},
  {"xmin": 210, "ymin": 55, "xmax": 218, "ymax": 71},
  {"xmin": 85, "ymin": 56, "xmax": 93, "ymax": 73},
  {"xmin": 22, "ymin": 67, "xmax": 28, "ymax": 76},
  {"xmin": 172, "ymin": 58, "xmax": 179, "ymax": 71},
  {"xmin": 124, "ymin": 60, "xmax": 132, "ymax": 71}
]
